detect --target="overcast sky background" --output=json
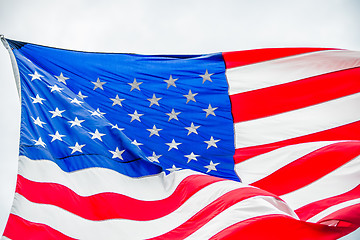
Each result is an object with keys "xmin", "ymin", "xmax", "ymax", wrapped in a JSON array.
[{"xmin": 1, "ymin": 0, "xmax": 360, "ymax": 238}]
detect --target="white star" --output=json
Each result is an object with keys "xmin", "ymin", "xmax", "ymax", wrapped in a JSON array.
[
  {"xmin": 55, "ymin": 72, "xmax": 69, "ymax": 85},
  {"xmin": 204, "ymin": 161, "xmax": 220, "ymax": 173},
  {"xmin": 147, "ymin": 94, "xmax": 162, "ymax": 107},
  {"xmin": 183, "ymin": 90, "xmax": 198, "ymax": 104},
  {"xmin": 166, "ymin": 109, "xmax": 181, "ymax": 121},
  {"xmin": 147, "ymin": 125, "xmax": 162, "ymax": 137},
  {"xmin": 128, "ymin": 110, "xmax": 143, "ymax": 122},
  {"xmin": 89, "ymin": 108, "xmax": 106, "ymax": 117},
  {"xmin": 48, "ymin": 85, "xmax": 63, "ymax": 93},
  {"xmin": 92, "ymin": 78, "xmax": 106, "ymax": 90},
  {"xmin": 148, "ymin": 152, "xmax": 161, "ymax": 163},
  {"xmin": 49, "ymin": 131, "xmax": 65, "ymax": 142},
  {"xmin": 33, "ymin": 137, "xmax": 46, "ymax": 147},
  {"xmin": 77, "ymin": 91, "xmax": 88, "ymax": 100},
  {"xmin": 131, "ymin": 139, "xmax": 143, "ymax": 147},
  {"xmin": 109, "ymin": 147, "xmax": 125, "ymax": 160},
  {"xmin": 203, "ymin": 104, "xmax": 218, "ymax": 117},
  {"xmin": 165, "ymin": 139, "xmax": 182, "ymax": 151},
  {"xmin": 31, "ymin": 94, "xmax": 45, "ymax": 104},
  {"xmin": 69, "ymin": 97, "xmax": 83, "ymax": 105},
  {"xmin": 167, "ymin": 165, "xmax": 182, "ymax": 173},
  {"xmin": 199, "ymin": 69, "xmax": 214, "ymax": 84},
  {"xmin": 49, "ymin": 108, "xmax": 65, "ymax": 118},
  {"xmin": 28, "ymin": 71, "xmax": 43, "ymax": 81},
  {"xmin": 110, "ymin": 123, "xmax": 124, "ymax": 131},
  {"xmin": 69, "ymin": 142, "xmax": 85, "ymax": 154},
  {"xmin": 32, "ymin": 116, "xmax": 46, "ymax": 128},
  {"xmin": 110, "ymin": 95, "xmax": 125, "ymax": 107},
  {"xmin": 128, "ymin": 78, "xmax": 143, "ymax": 91},
  {"xmin": 68, "ymin": 117, "xmax": 85, "ymax": 127},
  {"xmin": 89, "ymin": 129, "xmax": 106, "ymax": 141},
  {"xmin": 185, "ymin": 122, "xmax": 200, "ymax": 135},
  {"xmin": 204, "ymin": 136, "xmax": 220, "ymax": 149},
  {"xmin": 164, "ymin": 75, "xmax": 178, "ymax": 89},
  {"xmin": 184, "ymin": 152, "xmax": 200, "ymax": 163}
]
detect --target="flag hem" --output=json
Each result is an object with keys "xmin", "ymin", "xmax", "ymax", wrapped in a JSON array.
[{"xmin": 1, "ymin": 36, "xmax": 21, "ymax": 99}]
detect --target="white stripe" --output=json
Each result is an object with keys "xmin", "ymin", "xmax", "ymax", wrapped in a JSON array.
[
  {"xmin": 226, "ymin": 50, "xmax": 360, "ymax": 95},
  {"xmin": 235, "ymin": 141, "xmax": 343, "ymax": 184},
  {"xmin": 185, "ymin": 196, "xmax": 295, "ymax": 240},
  {"xmin": 281, "ymin": 155, "xmax": 360, "ymax": 209},
  {"xmin": 11, "ymin": 182, "xmax": 281, "ymax": 240},
  {"xmin": 307, "ymin": 198, "xmax": 360, "ymax": 223},
  {"xmin": 235, "ymin": 93, "xmax": 360, "ymax": 148},
  {"xmin": 18, "ymin": 155, "xmax": 201, "ymax": 200}
]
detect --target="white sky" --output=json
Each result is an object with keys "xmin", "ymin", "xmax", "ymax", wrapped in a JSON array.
[{"xmin": 0, "ymin": 0, "xmax": 360, "ymax": 238}]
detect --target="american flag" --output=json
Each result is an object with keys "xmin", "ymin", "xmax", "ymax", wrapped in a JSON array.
[{"xmin": 1, "ymin": 38, "xmax": 359, "ymax": 239}]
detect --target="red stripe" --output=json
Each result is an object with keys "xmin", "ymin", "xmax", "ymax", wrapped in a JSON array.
[
  {"xmin": 16, "ymin": 174, "xmax": 222, "ymax": 221},
  {"xmin": 3, "ymin": 214, "xmax": 75, "ymax": 240},
  {"xmin": 296, "ymin": 185, "xmax": 360, "ymax": 221},
  {"xmin": 230, "ymin": 67, "xmax": 360, "ymax": 123},
  {"xmin": 251, "ymin": 141, "xmax": 360, "ymax": 196},
  {"xmin": 234, "ymin": 121, "xmax": 360, "ymax": 164},
  {"xmin": 317, "ymin": 203, "xmax": 360, "ymax": 226},
  {"xmin": 222, "ymin": 48, "xmax": 337, "ymax": 69},
  {"xmin": 209, "ymin": 214, "xmax": 356, "ymax": 240},
  {"xmin": 148, "ymin": 187, "xmax": 279, "ymax": 240}
]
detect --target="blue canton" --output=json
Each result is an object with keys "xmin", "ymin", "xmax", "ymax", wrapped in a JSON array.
[{"xmin": 8, "ymin": 39, "xmax": 239, "ymax": 181}]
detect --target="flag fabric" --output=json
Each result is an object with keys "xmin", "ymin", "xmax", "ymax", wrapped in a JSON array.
[{"xmin": 1, "ymin": 38, "xmax": 359, "ymax": 239}]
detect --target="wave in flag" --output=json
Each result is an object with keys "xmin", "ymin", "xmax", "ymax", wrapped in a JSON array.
[{"xmin": 1, "ymin": 37, "xmax": 359, "ymax": 239}]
